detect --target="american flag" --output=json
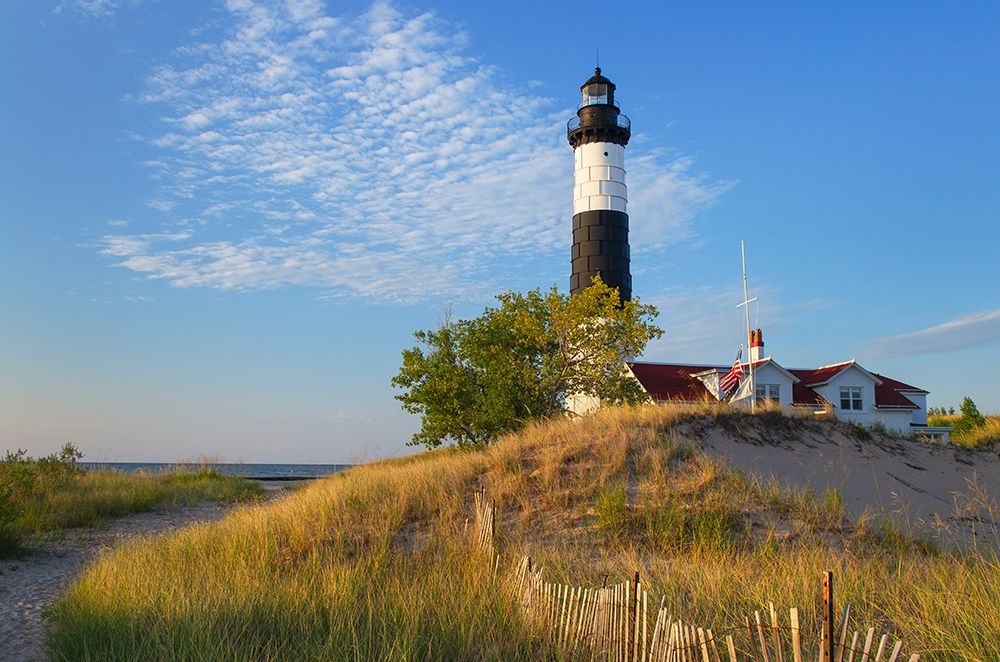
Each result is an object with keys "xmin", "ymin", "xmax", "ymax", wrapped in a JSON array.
[{"xmin": 719, "ymin": 349, "xmax": 743, "ymax": 395}]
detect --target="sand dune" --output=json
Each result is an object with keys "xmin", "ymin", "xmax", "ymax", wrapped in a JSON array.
[{"xmin": 683, "ymin": 415, "xmax": 1000, "ymax": 542}]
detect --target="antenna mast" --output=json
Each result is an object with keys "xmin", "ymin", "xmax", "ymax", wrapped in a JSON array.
[{"xmin": 737, "ymin": 240, "xmax": 758, "ymax": 413}]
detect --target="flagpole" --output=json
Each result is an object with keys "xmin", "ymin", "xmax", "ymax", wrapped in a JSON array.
[{"xmin": 741, "ymin": 240, "xmax": 755, "ymax": 414}]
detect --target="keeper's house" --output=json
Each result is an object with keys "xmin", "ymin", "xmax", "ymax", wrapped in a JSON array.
[{"xmin": 628, "ymin": 330, "xmax": 952, "ymax": 442}]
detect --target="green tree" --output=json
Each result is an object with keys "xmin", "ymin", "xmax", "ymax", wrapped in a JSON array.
[
  {"xmin": 954, "ymin": 396, "xmax": 986, "ymax": 435},
  {"xmin": 392, "ymin": 278, "xmax": 662, "ymax": 448}
]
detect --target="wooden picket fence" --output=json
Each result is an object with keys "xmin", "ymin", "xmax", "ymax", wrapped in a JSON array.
[
  {"xmin": 473, "ymin": 489, "xmax": 496, "ymax": 560},
  {"xmin": 471, "ymin": 491, "xmax": 920, "ymax": 662}
]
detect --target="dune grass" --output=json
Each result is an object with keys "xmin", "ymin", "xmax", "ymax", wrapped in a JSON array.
[
  {"xmin": 48, "ymin": 406, "xmax": 999, "ymax": 660},
  {"xmin": 0, "ymin": 447, "xmax": 261, "ymax": 557},
  {"xmin": 953, "ymin": 417, "xmax": 1000, "ymax": 450},
  {"xmin": 929, "ymin": 414, "xmax": 1000, "ymax": 450},
  {"xmin": 17, "ymin": 468, "xmax": 262, "ymax": 531}
]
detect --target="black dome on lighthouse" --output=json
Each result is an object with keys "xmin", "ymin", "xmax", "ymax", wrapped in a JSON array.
[
  {"xmin": 581, "ymin": 67, "xmax": 615, "ymax": 92},
  {"xmin": 567, "ymin": 67, "xmax": 630, "ymax": 149}
]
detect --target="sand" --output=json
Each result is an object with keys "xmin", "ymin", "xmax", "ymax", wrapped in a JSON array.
[{"xmin": 688, "ymin": 417, "xmax": 1000, "ymax": 542}]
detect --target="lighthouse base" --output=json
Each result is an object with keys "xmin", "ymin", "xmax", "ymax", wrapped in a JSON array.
[{"xmin": 565, "ymin": 392, "xmax": 602, "ymax": 417}]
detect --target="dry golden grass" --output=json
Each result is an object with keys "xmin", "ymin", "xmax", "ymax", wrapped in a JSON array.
[
  {"xmin": 954, "ymin": 416, "xmax": 1000, "ymax": 450},
  {"xmin": 928, "ymin": 414, "xmax": 1000, "ymax": 449},
  {"xmin": 49, "ymin": 405, "xmax": 999, "ymax": 661}
]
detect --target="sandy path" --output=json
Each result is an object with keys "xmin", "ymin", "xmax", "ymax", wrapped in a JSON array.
[{"xmin": 0, "ymin": 483, "xmax": 292, "ymax": 662}]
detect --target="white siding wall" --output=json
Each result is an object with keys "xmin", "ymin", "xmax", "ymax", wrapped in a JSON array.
[
  {"xmin": 870, "ymin": 410, "xmax": 913, "ymax": 435},
  {"xmin": 565, "ymin": 392, "xmax": 601, "ymax": 416},
  {"xmin": 902, "ymin": 392, "xmax": 928, "ymax": 425},
  {"xmin": 573, "ymin": 142, "xmax": 627, "ymax": 215},
  {"xmin": 811, "ymin": 366, "xmax": 914, "ymax": 435},
  {"xmin": 812, "ymin": 367, "xmax": 877, "ymax": 426},
  {"xmin": 752, "ymin": 363, "xmax": 794, "ymax": 408}
]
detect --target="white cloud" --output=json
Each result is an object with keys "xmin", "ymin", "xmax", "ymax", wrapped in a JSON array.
[
  {"xmin": 54, "ymin": 0, "xmax": 133, "ymax": 18},
  {"xmin": 866, "ymin": 310, "xmax": 1000, "ymax": 359},
  {"xmin": 105, "ymin": 0, "xmax": 727, "ymax": 302},
  {"xmin": 641, "ymin": 284, "xmax": 771, "ymax": 360},
  {"xmin": 628, "ymin": 154, "xmax": 734, "ymax": 251},
  {"xmin": 330, "ymin": 409, "xmax": 374, "ymax": 423},
  {"xmin": 99, "ymin": 231, "xmax": 191, "ymax": 257},
  {"xmin": 147, "ymin": 199, "xmax": 178, "ymax": 213}
]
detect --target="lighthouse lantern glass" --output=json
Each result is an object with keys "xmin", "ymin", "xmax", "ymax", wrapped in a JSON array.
[{"xmin": 581, "ymin": 83, "xmax": 609, "ymax": 107}]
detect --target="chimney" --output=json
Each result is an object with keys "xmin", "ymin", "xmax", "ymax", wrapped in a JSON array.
[{"xmin": 749, "ymin": 328, "xmax": 764, "ymax": 363}]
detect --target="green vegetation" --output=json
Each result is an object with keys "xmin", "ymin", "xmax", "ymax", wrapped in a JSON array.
[
  {"xmin": 928, "ymin": 396, "xmax": 999, "ymax": 450},
  {"xmin": 956, "ymin": 396, "xmax": 987, "ymax": 434},
  {"xmin": 849, "ymin": 420, "xmax": 872, "ymax": 440},
  {"xmin": 47, "ymin": 407, "xmax": 998, "ymax": 660},
  {"xmin": 392, "ymin": 278, "xmax": 662, "ymax": 448},
  {"xmin": 0, "ymin": 444, "xmax": 262, "ymax": 558},
  {"xmin": 594, "ymin": 484, "xmax": 630, "ymax": 540},
  {"xmin": 949, "ymin": 417, "xmax": 1000, "ymax": 450}
]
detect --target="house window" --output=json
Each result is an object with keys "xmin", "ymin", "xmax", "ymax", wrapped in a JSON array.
[
  {"xmin": 840, "ymin": 387, "xmax": 863, "ymax": 411},
  {"xmin": 755, "ymin": 384, "xmax": 780, "ymax": 403}
]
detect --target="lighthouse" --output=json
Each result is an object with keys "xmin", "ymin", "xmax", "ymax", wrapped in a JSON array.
[{"xmin": 568, "ymin": 67, "xmax": 632, "ymax": 301}]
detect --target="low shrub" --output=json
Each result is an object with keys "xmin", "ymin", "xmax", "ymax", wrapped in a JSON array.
[
  {"xmin": 688, "ymin": 506, "xmax": 743, "ymax": 553},
  {"xmin": 0, "ymin": 445, "xmax": 261, "ymax": 558},
  {"xmin": 644, "ymin": 501, "xmax": 686, "ymax": 550},
  {"xmin": 952, "ymin": 417, "xmax": 1000, "ymax": 450},
  {"xmin": 594, "ymin": 484, "xmax": 631, "ymax": 540},
  {"xmin": 0, "ymin": 484, "xmax": 22, "ymax": 556},
  {"xmin": 853, "ymin": 421, "xmax": 873, "ymax": 439},
  {"xmin": 644, "ymin": 502, "xmax": 744, "ymax": 553}
]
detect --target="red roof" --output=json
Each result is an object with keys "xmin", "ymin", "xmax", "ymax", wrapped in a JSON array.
[
  {"xmin": 792, "ymin": 382, "xmax": 829, "ymax": 407},
  {"xmin": 629, "ymin": 360, "xmax": 927, "ymax": 411},
  {"xmin": 739, "ymin": 359, "xmax": 776, "ymax": 371},
  {"xmin": 627, "ymin": 363, "xmax": 714, "ymax": 402},
  {"xmin": 872, "ymin": 374, "xmax": 925, "ymax": 409},
  {"xmin": 790, "ymin": 362, "xmax": 854, "ymax": 386},
  {"xmin": 873, "ymin": 373, "xmax": 928, "ymax": 394},
  {"xmin": 788, "ymin": 364, "xmax": 923, "ymax": 410}
]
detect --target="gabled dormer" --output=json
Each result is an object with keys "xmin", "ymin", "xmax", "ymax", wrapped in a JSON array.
[{"xmin": 794, "ymin": 360, "xmax": 882, "ymax": 416}]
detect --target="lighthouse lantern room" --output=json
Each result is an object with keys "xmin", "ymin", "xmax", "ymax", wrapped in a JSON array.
[{"xmin": 568, "ymin": 68, "xmax": 632, "ymax": 301}]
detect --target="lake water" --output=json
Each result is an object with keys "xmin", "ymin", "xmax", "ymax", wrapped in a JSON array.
[{"xmin": 79, "ymin": 462, "xmax": 352, "ymax": 480}]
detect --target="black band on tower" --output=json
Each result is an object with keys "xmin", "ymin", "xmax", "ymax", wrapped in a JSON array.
[{"xmin": 570, "ymin": 210, "xmax": 631, "ymax": 301}]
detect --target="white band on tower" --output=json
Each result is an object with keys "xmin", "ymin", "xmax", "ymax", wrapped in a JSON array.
[{"xmin": 573, "ymin": 142, "xmax": 627, "ymax": 215}]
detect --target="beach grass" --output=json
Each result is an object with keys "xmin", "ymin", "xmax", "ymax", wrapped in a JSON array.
[
  {"xmin": 0, "ymin": 449, "xmax": 262, "ymax": 557},
  {"xmin": 48, "ymin": 406, "xmax": 999, "ymax": 660},
  {"xmin": 929, "ymin": 414, "xmax": 1000, "ymax": 450}
]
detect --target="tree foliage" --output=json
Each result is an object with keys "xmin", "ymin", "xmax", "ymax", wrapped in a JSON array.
[
  {"xmin": 954, "ymin": 396, "xmax": 986, "ymax": 435},
  {"xmin": 392, "ymin": 278, "xmax": 663, "ymax": 448}
]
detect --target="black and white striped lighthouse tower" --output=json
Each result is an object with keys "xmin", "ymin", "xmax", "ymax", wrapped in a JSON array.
[{"xmin": 568, "ymin": 68, "xmax": 632, "ymax": 300}]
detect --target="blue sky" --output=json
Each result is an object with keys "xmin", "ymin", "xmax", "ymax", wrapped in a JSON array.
[{"xmin": 2, "ymin": 0, "xmax": 998, "ymax": 462}]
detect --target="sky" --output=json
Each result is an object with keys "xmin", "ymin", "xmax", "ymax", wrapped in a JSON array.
[{"xmin": 2, "ymin": 0, "xmax": 998, "ymax": 462}]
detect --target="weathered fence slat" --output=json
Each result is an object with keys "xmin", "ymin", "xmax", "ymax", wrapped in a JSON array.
[
  {"xmin": 476, "ymin": 492, "xmax": 918, "ymax": 662},
  {"xmin": 836, "ymin": 604, "xmax": 852, "ymax": 662},
  {"xmin": 846, "ymin": 631, "xmax": 859, "ymax": 662}
]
